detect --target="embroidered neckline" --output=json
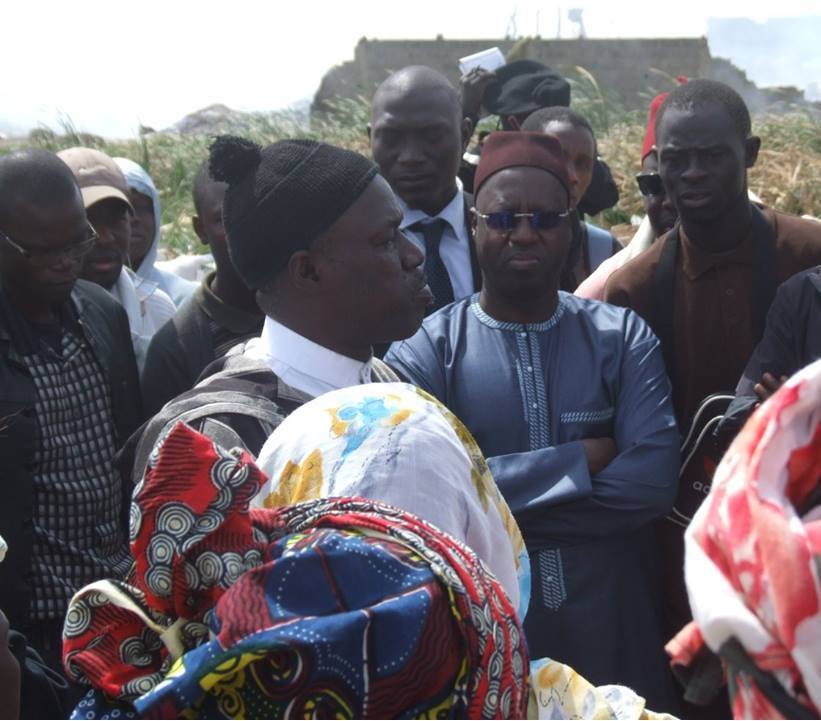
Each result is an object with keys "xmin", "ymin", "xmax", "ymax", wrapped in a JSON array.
[{"xmin": 469, "ymin": 293, "xmax": 566, "ymax": 332}]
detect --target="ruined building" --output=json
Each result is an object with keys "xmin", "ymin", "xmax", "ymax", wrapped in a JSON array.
[{"xmin": 312, "ymin": 36, "xmax": 809, "ymax": 116}]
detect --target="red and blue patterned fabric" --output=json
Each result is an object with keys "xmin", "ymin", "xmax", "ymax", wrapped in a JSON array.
[{"xmin": 64, "ymin": 422, "xmax": 529, "ymax": 719}]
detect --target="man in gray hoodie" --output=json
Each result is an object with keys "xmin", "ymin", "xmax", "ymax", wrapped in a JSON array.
[{"xmin": 114, "ymin": 157, "xmax": 197, "ymax": 307}]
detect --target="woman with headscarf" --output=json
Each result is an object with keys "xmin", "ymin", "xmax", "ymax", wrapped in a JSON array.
[
  {"xmin": 63, "ymin": 421, "xmax": 530, "ymax": 719},
  {"xmin": 62, "ymin": 389, "xmax": 674, "ymax": 719},
  {"xmin": 114, "ymin": 158, "xmax": 198, "ymax": 308},
  {"xmin": 667, "ymin": 359, "xmax": 821, "ymax": 719},
  {"xmin": 253, "ymin": 382, "xmax": 530, "ymax": 618},
  {"xmin": 252, "ymin": 383, "xmax": 677, "ymax": 720}
]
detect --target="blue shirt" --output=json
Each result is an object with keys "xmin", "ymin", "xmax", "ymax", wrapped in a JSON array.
[{"xmin": 386, "ymin": 292, "xmax": 680, "ymax": 709}]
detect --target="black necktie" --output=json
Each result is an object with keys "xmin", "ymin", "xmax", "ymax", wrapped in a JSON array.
[{"xmin": 411, "ymin": 218, "xmax": 455, "ymax": 313}]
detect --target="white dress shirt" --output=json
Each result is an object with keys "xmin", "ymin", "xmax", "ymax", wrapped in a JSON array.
[
  {"xmin": 398, "ymin": 184, "xmax": 474, "ymax": 301},
  {"xmin": 243, "ymin": 316, "xmax": 374, "ymax": 398}
]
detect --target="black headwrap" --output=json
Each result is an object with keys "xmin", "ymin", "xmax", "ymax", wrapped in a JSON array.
[
  {"xmin": 209, "ymin": 136, "xmax": 378, "ymax": 290},
  {"xmin": 483, "ymin": 60, "xmax": 571, "ymax": 118}
]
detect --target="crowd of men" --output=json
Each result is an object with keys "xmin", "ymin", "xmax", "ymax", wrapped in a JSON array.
[{"xmin": 0, "ymin": 60, "xmax": 820, "ymax": 718}]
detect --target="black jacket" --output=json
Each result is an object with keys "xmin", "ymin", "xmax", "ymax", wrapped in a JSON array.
[
  {"xmin": 719, "ymin": 264, "xmax": 821, "ymax": 440},
  {"xmin": 140, "ymin": 275, "xmax": 264, "ymax": 417},
  {"xmin": 9, "ymin": 628, "xmax": 70, "ymax": 718},
  {"xmin": 0, "ymin": 279, "xmax": 142, "ymax": 628}
]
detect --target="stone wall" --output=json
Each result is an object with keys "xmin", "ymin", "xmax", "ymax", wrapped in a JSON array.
[{"xmin": 313, "ymin": 36, "xmax": 713, "ymax": 113}]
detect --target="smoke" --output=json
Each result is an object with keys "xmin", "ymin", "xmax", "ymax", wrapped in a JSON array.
[{"xmin": 707, "ymin": 16, "xmax": 821, "ymax": 99}]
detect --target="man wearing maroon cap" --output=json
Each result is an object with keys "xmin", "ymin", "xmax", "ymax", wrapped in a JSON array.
[{"xmin": 386, "ymin": 131, "xmax": 679, "ymax": 710}]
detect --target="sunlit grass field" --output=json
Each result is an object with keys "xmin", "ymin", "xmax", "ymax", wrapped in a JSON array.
[{"xmin": 3, "ymin": 80, "xmax": 819, "ymax": 255}]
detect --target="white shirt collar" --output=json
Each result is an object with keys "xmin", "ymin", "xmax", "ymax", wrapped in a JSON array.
[
  {"xmin": 398, "ymin": 181, "xmax": 467, "ymax": 242},
  {"xmin": 244, "ymin": 316, "xmax": 374, "ymax": 398},
  {"xmin": 108, "ymin": 268, "xmax": 141, "ymax": 331}
]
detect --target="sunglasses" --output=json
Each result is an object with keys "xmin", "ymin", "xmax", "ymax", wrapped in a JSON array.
[
  {"xmin": 0, "ymin": 222, "xmax": 98, "ymax": 268},
  {"xmin": 472, "ymin": 209, "xmax": 569, "ymax": 232},
  {"xmin": 635, "ymin": 172, "xmax": 665, "ymax": 197}
]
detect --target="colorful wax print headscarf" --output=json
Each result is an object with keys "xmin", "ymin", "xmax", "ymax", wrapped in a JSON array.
[
  {"xmin": 63, "ymin": 422, "xmax": 530, "ymax": 719},
  {"xmin": 667, "ymin": 359, "xmax": 821, "ymax": 719},
  {"xmin": 253, "ymin": 382, "xmax": 530, "ymax": 618}
]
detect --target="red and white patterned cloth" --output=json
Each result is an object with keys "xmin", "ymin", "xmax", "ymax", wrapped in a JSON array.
[{"xmin": 667, "ymin": 359, "xmax": 821, "ymax": 718}]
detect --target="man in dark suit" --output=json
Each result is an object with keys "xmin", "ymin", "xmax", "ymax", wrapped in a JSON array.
[{"xmin": 369, "ymin": 66, "xmax": 481, "ymax": 314}]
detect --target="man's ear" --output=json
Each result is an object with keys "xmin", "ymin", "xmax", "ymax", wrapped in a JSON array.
[
  {"xmin": 192, "ymin": 215, "xmax": 209, "ymax": 246},
  {"xmin": 744, "ymin": 135, "xmax": 761, "ymax": 169},
  {"xmin": 470, "ymin": 206, "xmax": 479, "ymax": 237},
  {"xmin": 461, "ymin": 117, "xmax": 474, "ymax": 153},
  {"xmin": 287, "ymin": 249, "xmax": 321, "ymax": 290}
]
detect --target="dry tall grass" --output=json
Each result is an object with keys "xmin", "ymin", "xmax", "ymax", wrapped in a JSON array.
[
  {"xmin": 2, "ymin": 98, "xmax": 819, "ymax": 254},
  {"xmin": 600, "ymin": 112, "xmax": 821, "ymax": 227}
]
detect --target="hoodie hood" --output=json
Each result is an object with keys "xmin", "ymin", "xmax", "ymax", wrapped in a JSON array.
[
  {"xmin": 114, "ymin": 157, "xmax": 162, "ymax": 277},
  {"xmin": 114, "ymin": 157, "xmax": 197, "ymax": 307}
]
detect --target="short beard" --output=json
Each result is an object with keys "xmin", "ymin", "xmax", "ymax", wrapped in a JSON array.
[{"xmin": 486, "ymin": 275, "xmax": 555, "ymax": 304}]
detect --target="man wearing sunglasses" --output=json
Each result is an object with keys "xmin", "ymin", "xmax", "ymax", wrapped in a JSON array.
[
  {"xmin": 635, "ymin": 157, "xmax": 678, "ymax": 241},
  {"xmin": 387, "ymin": 131, "xmax": 679, "ymax": 711},
  {"xmin": 576, "ymin": 91, "xmax": 678, "ymax": 301},
  {"xmin": 0, "ymin": 149, "xmax": 142, "ymax": 674}
]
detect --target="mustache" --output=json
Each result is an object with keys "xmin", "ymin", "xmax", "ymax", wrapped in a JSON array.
[{"xmin": 85, "ymin": 249, "xmax": 124, "ymax": 262}]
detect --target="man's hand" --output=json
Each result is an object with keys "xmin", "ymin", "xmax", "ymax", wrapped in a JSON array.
[
  {"xmin": 753, "ymin": 372, "xmax": 788, "ymax": 403},
  {"xmin": 460, "ymin": 67, "xmax": 496, "ymax": 120},
  {"xmin": 581, "ymin": 437, "xmax": 618, "ymax": 475}
]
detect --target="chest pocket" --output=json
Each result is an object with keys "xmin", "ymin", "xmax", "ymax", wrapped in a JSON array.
[
  {"xmin": 559, "ymin": 407, "xmax": 615, "ymax": 439},
  {"xmin": 535, "ymin": 548, "xmax": 567, "ymax": 611}
]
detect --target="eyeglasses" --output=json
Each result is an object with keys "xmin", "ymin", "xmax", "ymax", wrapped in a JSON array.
[
  {"xmin": 0, "ymin": 223, "xmax": 98, "ymax": 267},
  {"xmin": 635, "ymin": 172, "xmax": 665, "ymax": 197},
  {"xmin": 472, "ymin": 209, "xmax": 570, "ymax": 232}
]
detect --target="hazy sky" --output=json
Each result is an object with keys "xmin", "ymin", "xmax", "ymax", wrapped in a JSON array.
[{"xmin": 2, "ymin": 0, "xmax": 820, "ymax": 138}]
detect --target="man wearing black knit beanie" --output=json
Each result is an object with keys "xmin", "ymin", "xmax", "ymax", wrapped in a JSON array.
[
  {"xmin": 119, "ymin": 136, "xmax": 432, "ymax": 480},
  {"xmin": 210, "ymin": 134, "xmax": 432, "ymax": 390}
]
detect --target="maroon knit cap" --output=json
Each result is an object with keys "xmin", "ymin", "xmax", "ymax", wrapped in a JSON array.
[{"xmin": 474, "ymin": 131, "xmax": 570, "ymax": 201}]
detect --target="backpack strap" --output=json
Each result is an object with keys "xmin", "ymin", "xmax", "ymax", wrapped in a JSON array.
[
  {"xmin": 372, "ymin": 357, "xmax": 400, "ymax": 382},
  {"xmin": 132, "ymin": 386, "xmax": 285, "ymax": 484},
  {"xmin": 653, "ymin": 226, "xmax": 680, "ymax": 381},
  {"xmin": 719, "ymin": 637, "xmax": 817, "ymax": 719}
]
